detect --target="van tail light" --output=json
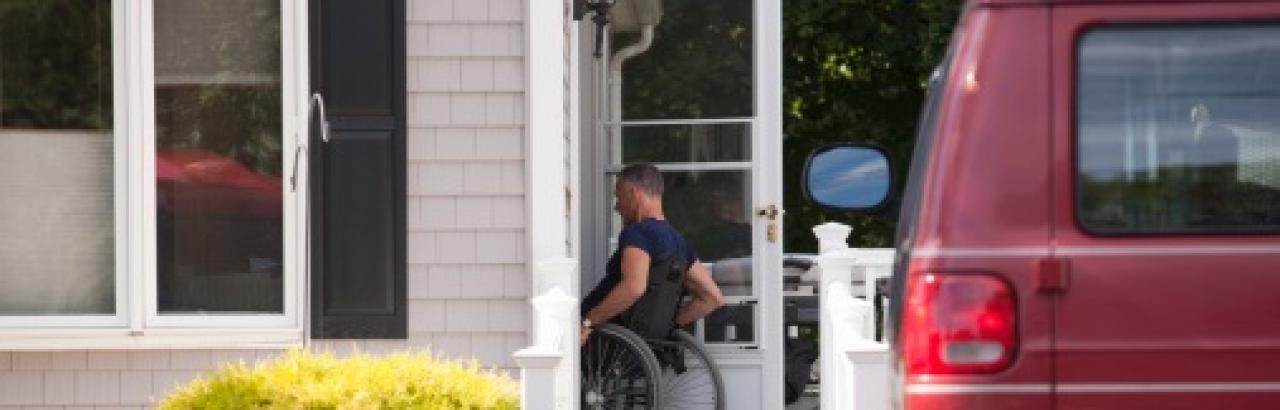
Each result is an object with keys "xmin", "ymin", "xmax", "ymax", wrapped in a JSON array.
[{"xmin": 903, "ymin": 273, "xmax": 1016, "ymax": 375}]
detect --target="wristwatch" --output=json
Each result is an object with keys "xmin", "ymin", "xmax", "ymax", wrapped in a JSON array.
[{"xmin": 582, "ymin": 318, "xmax": 593, "ymax": 329}]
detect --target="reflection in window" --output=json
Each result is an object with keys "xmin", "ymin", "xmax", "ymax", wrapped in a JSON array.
[
  {"xmin": 1078, "ymin": 25, "xmax": 1280, "ymax": 233},
  {"xmin": 614, "ymin": 0, "xmax": 752, "ymax": 120},
  {"xmin": 698, "ymin": 303, "xmax": 755, "ymax": 343},
  {"xmin": 154, "ymin": 0, "xmax": 283, "ymax": 313},
  {"xmin": 621, "ymin": 123, "xmax": 750, "ymax": 163},
  {"xmin": 0, "ymin": 0, "xmax": 112, "ymax": 129},
  {"xmin": 0, "ymin": 0, "xmax": 115, "ymax": 315}
]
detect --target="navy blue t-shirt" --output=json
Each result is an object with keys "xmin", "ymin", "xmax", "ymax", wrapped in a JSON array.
[{"xmin": 581, "ymin": 218, "xmax": 698, "ymax": 314}]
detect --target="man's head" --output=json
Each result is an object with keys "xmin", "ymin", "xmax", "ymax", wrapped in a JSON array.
[{"xmin": 615, "ymin": 163, "xmax": 664, "ymax": 224}]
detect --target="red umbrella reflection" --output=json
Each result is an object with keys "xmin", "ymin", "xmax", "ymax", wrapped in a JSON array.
[{"xmin": 156, "ymin": 149, "xmax": 282, "ymax": 219}]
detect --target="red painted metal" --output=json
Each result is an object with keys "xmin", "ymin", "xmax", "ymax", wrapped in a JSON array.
[{"xmin": 896, "ymin": 1, "xmax": 1280, "ymax": 409}]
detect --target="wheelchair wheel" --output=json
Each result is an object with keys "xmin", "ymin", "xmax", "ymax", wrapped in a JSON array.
[
  {"xmin": 582, "ymin": 323, "xmax": 662, "ymax": 409},
  {"xmin": 659, "ymin": 329, "xmax": 725, "ymax": 410}
]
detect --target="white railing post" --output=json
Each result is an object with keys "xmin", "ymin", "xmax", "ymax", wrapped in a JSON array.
[
  {"xmin": 813, "ymin": 222, "xmax": 892, "ymax": 410},
  {"xmin": 513, "ymin": 257, "xmax": 578, "ymax": 410},
  {"xmin": 814, "ymin": 223, "xmax": 862, "ymax": 410},
  {"xmin": 851, "ymin": 250, "xmax": 894, "ymax": 341},
  {"xmin": 847, "ymin": 343, "xmax": 891, "ymax": 410}
]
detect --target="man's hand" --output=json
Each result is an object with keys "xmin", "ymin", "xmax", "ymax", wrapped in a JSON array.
[
  {"xmin": 579, "ymin": 324, "xmax": 593, "ymax": 346},
  {"xmin": 675, "ymin": 260, "xmax": 725, "ymax": 327}
]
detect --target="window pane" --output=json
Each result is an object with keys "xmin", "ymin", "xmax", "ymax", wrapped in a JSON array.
[
  {"xmin": 620, "ymin": 123, "xmax": 750, "ymax": 163},
  {"xmin": 1078, "ymin": 25, "xmax": 1280, "ymax": 233},
  {"xmin": 0, "ymin": 0, "xmax": 115, "ymax": 315},
  {"xmin": 154, "ymin": 0, "xmax": 283, "ymax": 313},
  {"xmin": 0, "ymin": 0, "xmax": 113, "ymax": 129},
  {"xmin": 700, "ymin": 303, "xmax": 755, "ymax": 343},
  {"xmin": 613, "ymin": 0, "xmax": 753, "ymax": 120}
]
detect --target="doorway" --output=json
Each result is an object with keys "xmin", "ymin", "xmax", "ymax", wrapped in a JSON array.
[{"xmin": 576, "ymin": 0, "xmax": 785, "ymax": 408}]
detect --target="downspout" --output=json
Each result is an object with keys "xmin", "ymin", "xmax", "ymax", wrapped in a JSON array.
[{"xmin": 608, "ymin": 25, "xmax": 655, "ymax": 164}]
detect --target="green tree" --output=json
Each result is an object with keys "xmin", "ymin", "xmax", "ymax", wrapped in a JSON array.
[{"xmin": 783, "ymin": 0, "xmax": 960, "ymax": 251}]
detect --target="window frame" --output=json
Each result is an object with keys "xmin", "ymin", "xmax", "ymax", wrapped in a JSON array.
[
  {"xmin": 0, "ymin": 0, "xmax": 310, "ymax": 348},
  {"xmin": 0, "ymin": 0, "xmax": 130, "ymax": 330},
  {"xmin": 1073, "ymin": 21, "xmax": 1280, "ymax": 237}
]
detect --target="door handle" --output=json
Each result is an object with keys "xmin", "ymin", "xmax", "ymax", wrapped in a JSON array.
[
  {"xmin": 309, "ymin": 93, "xmax": 331, "ymax": 144},
  {"xmin": 1037, "ymin": 257, "xmax": 1070, "ymax": 294},
  {"xmin": 755, "ymin": 204, "xmax": 783, "ymax": 220},
  {"xmin": 291, "ymin": 93, "xmax": 331, "ymax": 191},
  {"xmin": 755, "ymin": 205, "xmax": 783, "ymax": 242}
]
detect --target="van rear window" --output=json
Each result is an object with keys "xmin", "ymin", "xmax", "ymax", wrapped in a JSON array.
[{"xmin": 1077, "ymin": 24, "xmax": 1280, "ymax": 234}]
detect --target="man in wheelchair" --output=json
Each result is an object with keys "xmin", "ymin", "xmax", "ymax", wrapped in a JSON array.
[
  {"xmin": 579, "ymin": 163, "xmax": 726, "ymax": 409},
  {"xmin": 580, "ymin": 162, "xmax": 724, "ymax": 343}
]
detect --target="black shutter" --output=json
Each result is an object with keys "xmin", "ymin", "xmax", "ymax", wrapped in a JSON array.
[{"xmin": 309, "ymin": 0, "xmax": 407, "ymax": 339}]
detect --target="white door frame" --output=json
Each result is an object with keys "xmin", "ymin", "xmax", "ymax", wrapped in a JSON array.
[
  {"xmin": 574, "ymin": 0, "xmax": 785, "ymax": 407},
  {"xmin": 754, "ymin": 0, "xmax": 785, "ymax": 408}
]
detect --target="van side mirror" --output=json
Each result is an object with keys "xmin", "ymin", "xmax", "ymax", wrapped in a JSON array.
[{"xmin": 803, "ymin": 145, "xmax": 893, "ymax": 212}]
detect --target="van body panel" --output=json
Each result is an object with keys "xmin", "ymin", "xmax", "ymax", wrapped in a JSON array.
[
  {"xmin": 914, "ymin": 7, "xmax": 1052, "ymax": 252},
  {"xmin": 1049, "ymin": 2, "xmax": 1280, "ymax": 408},
  {"xmin": 901, "ymin": 5, "xmax": 1054, "ymax": 409},
  {"xmin": 978, "ymin": 0, "xmax": 1272, "ymax": 6},
  {"xmin": 905, "ymin": 393, "xmax": 1051, "ymax": 410}
]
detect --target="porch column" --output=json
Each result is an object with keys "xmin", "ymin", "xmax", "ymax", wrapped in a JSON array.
[{"xmin": 522, "ymin": 0, "xmax": 575, "ymax": 409}]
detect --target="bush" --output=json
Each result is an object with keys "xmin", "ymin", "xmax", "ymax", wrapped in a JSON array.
[{"xmin": 158, "ymin": 348, "xmax": 519, "ymax": 410}]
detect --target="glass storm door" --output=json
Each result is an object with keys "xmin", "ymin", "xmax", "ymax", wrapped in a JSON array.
[{"xmin": 583, "ymin": 0, "xmax": 784, "ymax": 408}]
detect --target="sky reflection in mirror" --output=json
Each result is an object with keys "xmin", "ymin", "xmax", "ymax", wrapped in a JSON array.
[{"xmin": 808, "ymin": 147, "xmax": 890, "ymax": 209}]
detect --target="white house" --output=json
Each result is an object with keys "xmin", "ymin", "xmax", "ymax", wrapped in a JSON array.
[{"xmin": 0, "ymin": 0, "xmax": 793, "ymax": 407}]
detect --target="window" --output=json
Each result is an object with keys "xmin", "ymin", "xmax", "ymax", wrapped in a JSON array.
[
  {"xmin": 154, "ymin": 0, "xmax": 284, "ymax": 314},
  {"xmin": 1077, "ymin": 24, "xmax": 1280, "ymax": 234},
  {"xmin": 0, "ymin": 0, "xmax": 117, "ymax": 317},
  {"xmin": 0, "ymin": 0, "xmax": 301, "ymax": 341}
]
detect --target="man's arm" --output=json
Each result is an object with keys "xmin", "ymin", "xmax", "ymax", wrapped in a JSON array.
[
  {"xmin": 675, "ymin": 260, "xmax": 724, "ymax": 328},
  {"xmin": 583, "ymin": 246, "xmax": 650, "ymax": 326}
]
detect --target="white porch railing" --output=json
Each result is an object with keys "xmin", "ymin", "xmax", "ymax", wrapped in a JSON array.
[
  {"xmin": 513, "ymin": 257, "xmax": 579, "ymax": 410},
  {"xmin": 814, "ymin": 223, "xmax": 893, "ymax": 410}
]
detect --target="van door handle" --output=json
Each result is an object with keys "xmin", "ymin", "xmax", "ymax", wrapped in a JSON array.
[{"xmin": 1037, "ymin": 257, "xmax": 1070, "ymax": 294}]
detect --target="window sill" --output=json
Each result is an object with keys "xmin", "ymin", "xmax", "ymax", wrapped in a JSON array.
[{"xmin": 0, "ymin": 328, "xmax": 303, "ymax": 351}]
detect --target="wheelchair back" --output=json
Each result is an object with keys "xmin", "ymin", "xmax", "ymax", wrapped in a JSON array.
[{"xmin": 614, "ymin": 254, "xmax": 687, "ymax": 340}]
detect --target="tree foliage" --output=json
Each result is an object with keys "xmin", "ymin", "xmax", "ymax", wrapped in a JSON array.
[
  {"xmin": 609, "ymin": 0, "xmax": 960, "ymax": 251},
  {"xmin": 783, "ymin": 0, "xmax": 961, "ymax": 251}
]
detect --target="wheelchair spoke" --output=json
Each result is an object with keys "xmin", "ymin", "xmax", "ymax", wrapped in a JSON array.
[
  {"xmin": 582, "ymin": 325, "xmax": 660, "ymax": 409},
  {"xmin": 659, "ymin": 330, "xmax": 724, "ymax": 410}
]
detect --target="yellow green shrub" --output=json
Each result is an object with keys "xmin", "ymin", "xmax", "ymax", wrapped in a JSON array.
[{"xmin": 158, "ymin": 348, "xmax": 518, "ymax": 410}]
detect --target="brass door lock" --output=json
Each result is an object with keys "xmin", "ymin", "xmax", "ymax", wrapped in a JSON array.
[{"xmin": 756, "ymin": 205, "xmax": 782, "ymax": 242}]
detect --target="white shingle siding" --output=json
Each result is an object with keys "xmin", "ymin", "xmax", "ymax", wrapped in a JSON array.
[
  {"xmin": 404, "ymin": 0, "xmax": 530, "ymax": 379},
  {"xmin": 0, "ymin": 349, "xmax": 287, "ymax": 406}
]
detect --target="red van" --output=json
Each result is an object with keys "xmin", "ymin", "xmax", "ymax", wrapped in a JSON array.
[{"xmin": 802, "ymin": 1, "xmax": 1280, "ymax": 409}]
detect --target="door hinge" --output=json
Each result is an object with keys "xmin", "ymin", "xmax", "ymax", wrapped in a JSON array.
[{"xmin": 1037, "ymin": 257, "xmax": 1070, "ymax": 294}]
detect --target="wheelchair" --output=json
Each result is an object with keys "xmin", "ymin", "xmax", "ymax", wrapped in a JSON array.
[{"xmin": 581, "ymin": 255, "xmax": 725, "ymax": 410}]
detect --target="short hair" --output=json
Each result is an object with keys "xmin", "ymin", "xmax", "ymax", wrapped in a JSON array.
[{"xmin": 618, "ymin": 163, "xmax": 664, "ymax": 197}]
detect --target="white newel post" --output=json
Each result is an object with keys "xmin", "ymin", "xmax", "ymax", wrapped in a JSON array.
[
  {"xmin": 813, "ymin": 222, "xmax": 890, "ymax": 410},
  {"xmin": 847, "ymin": 343, "xmax": 891, "ymax": 409},
  {"xmin": 814, "ymin": 223, "xmax": 860, "ymax": 410},
  {"xmin": 514, "ymin": 257, "xmax": 578, "ymax": 410}
]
